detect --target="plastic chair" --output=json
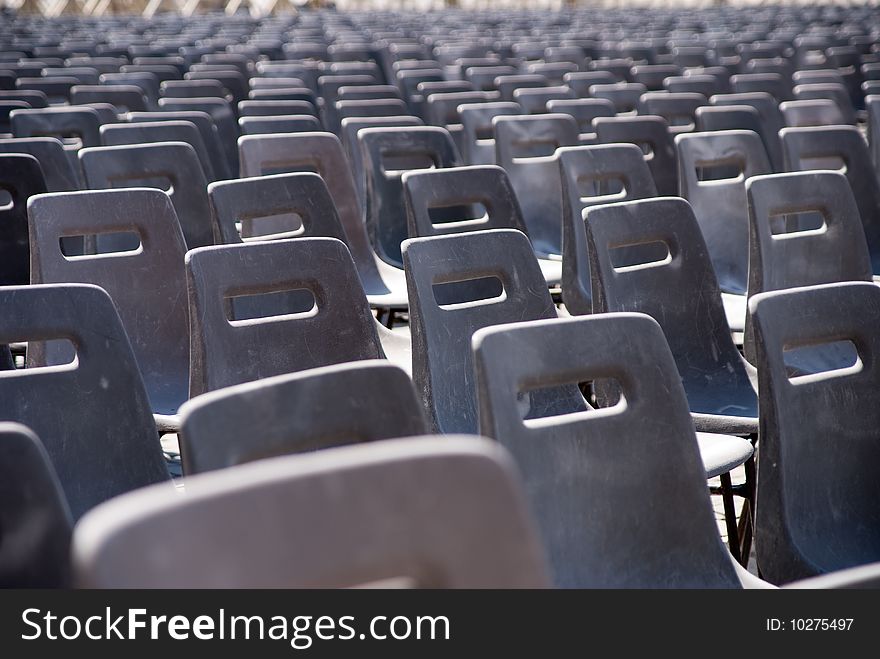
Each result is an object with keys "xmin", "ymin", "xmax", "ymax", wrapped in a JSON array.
[
  {"xmin": 546, "ymin": 98, "xmax": 615, "ymax": 142},
  {"xmin": 637, "ymin": 91, "xmax": 706, "ymax": 134},
  {"xmin": 0, "ymin": 137, "xmax": 80, "ymax": 190},
  {"xmin": 179, "ymin": 361, "xmax": 427, "ymax": 475},
  {"xmin": 238, "ymin": 115, "xmax": 322, "ymax": 136},
  {"xmin": 781, "ymin": 125, "xmax": 880, "ymax": 275},
  {"xmin": 73, "ymin": 437, "xmax": 549, "ymax": 588},
  {"xmin": 403, "ymin": 229, "xmax": 556, "ymax": 434},
  {"xmin": 473, "ymin": 313, "xmax": 758, "ymax": 587},
  {"xmin": 70, "ymin": 84, "xmax": 148, "ymax": 113},
  {"xmin": 158, "ymin": 96, "xmax": 239, "ymax": 177},
  {"xmin": 750, "ymin": 282, "xmax": 880, "ymax": 584},
  {"xmin": 493, "ymin": 114, "xmax": 580, "ymax": 257},
  {"xmin": 359, "ymin": 125, "xmax": 460, "ymax": 267},
  {"xmin": 29, "ymin": 188, "xmax": 190, "ymax": 426},
  {"xmin": 0, "ymin": 284, "xmax": 171, "ymax": 519},
  {"xmin": 339, "ymin": 115, "xmax": 424, "ymax": 211},
  {"xmin": 0, "ymin": 153, "xmax": 47, "ymax": 285},
  {"xmin": 0, "ymin": 422, "xmax": 72, "ymax": 587},
  {"xmin": 676, "ymin": 130, "xmax": 772, "ymax": 301},
  {"xmin": 709, "ymin": 92, "xmax": 785, "ymax": 171},
  {"xmin": 458, "ymin": 101, "xmax": 521, "ymax": 165},
  {"xmin": 780, "ymin": 99, "xmax": 848, "ymax": 127},
  {"xmin": 593, "ymin": 114, "xmax": 678, "ymax": 196},
  {"xmin": 558, "ymin": 144, "xmax": 659, "ymax": 314},
  {"xmin": 586, "ymin": 197, "xmax": 759, "ymax": 437},
  {"xmin": 127, "ymin": 109, "xmax": 230, "ymax": 180},
  {"xmin": 186, "ymin": 237, "xmax": 386, "ymax": 397},
  {"xmin": 99, "ymin": 120, "xmax": 217, "ymax": 182},
  {"xmin": 79, "ymin": 141, "xmax": 215, "ymax": 250},
  {"xmin": 237, "ymin": 132, "xmax": 409, "ymax": 311}
]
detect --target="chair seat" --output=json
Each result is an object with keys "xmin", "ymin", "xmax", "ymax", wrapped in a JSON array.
[
  {"xmin": 366, "ymin": 256, "xmax": 409, "ymax": 309},
  {"xmin": 538, "ymin": 256, "xmax": 562, "ymax": 286},
  {"xmin": 721, "ymin": 291, "xmax": 746, "ymax": 331},
  {"xmin": 696, "ymin": 431, "xmax": 754, "ymax": 478},
  {"xmin": 693, "ymin": 412, "xmax": 759, "ymax": 436},
  {"xmin": 376, "ymin": 322, "xmax": 413, "ymax": 376}
]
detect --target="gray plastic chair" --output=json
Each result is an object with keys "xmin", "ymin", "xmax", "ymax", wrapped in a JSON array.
[
  {"xmin": 10, "ymin": 106, "xmax": 102, "ymax": 146},
  {"xmin": 495, "ymin": 74, "xmax": 548, "ymax": 101},
  {"xmin": 513, "ymin": 85, "xmax": 576, "ymax": 114},
  {"xmin": 781, "ymin": 125, "xmax": 880, "ymax": 276},
  {"xmin": 127, "ymin": 109, "xmax": 230, "ymax": 180},
  {"xmin": 458, "ymin": 100, "xmax": 522, "ymax": 166},
  {"xmin": 473, "ymin": 314, "xmax": 758, "ymax": 588},
  {"xmin": 70, "ymin": 84, "xmax": 148, "ymax": 112},
  {"xmin": 360, "ymin": 125, "xmax": 460, "ymax": 267},
  {"xmin": 238, "ymin": 114, "xmax": 321, "ymax": 136},
  {"xmin": 0, "ymin": 138, "xmax": 79, "ymax": 191},
  {"xmin": 187, "ymin": 237, "xmax": 385, "ymax": 397},
  {"xmin": 545, "ymin": 98, "xmax": 615, "ymax": 142},
  {"xmin": 179, "ymin": 361, "xmax": 427, "ymax": 475},
  {"xmin": 0, "ymin": 153, "xmax": 47, "ymax": 285},
  {"xmin": 29, "ymin": 188, "xmax": 190, "ymax": 426},
  {"xmin": 779, "ymin": 99, "xmax": 848, "ymax": 127},
  {"xmin": 638, "ymin": 91, "xmax": 706, "ymax": 134},
  {"xmin": 158, "ymin": 96, "xmax": 239, "ymax": 177},
  {"xmin": 340, "ymin": 114, "xmax": 424, "ymax": 212},
  {"xmin": 676, "ymin": 130, "xmax": 772, "ymax": 302},
  {"xmin": 238, "ymin": 99, "xmax": 317, "ymax": 118},
  {"xmin": 73, "ymin": 436, "xmax": 550, "ymax": 588},
  {"xmin": 750, "ymin": 282, "xmax": 880, "ymax": 584},
  {"xmin": 709, "ymin": 92, "xmax": 785, "ymax": 171},
  {"xmin": 403, "ymin": 229, "xmax": 556, "ymax": 434},
  {"xmin": 593, "ymin": 115, "xmax": 678, "ymax": 196},
  {"xmin": 99, "ymin": 120, "xmax": 217, "ymax": 182},
  {"xmin": 558, "ymin": 143, "xmax": 659, "ymax": 314},
  {"xmin": 589, "ymin": 82, "xmax": 647, "ymax": 113},
  {"xmin": 0, "ymin": 284, "xmax": 170, "ymax": 519},
  {"xmin": 0, "ymin": 422, "xmax": 72, "ymax": 587},
  {"xmin": 494, "ymin": 114, "xmax": 580, "ymax": 257},
  {"xmin": 792, "ymin": 83, "xmax": 857, "ymax": 125},
  {"xmin": 743, "ymin": 171, "xmax": 872, "ymax": 367},
  {"xmin": 237, "ymin": 131, "xmax": 408, "ymax": 311},
  {"xmin": 586, "ymin": 197, "xmax": 759, "ymax": 436},
  {"xmin": 79, "ymin": 141, "xmax": 215, "ymax": 250}
]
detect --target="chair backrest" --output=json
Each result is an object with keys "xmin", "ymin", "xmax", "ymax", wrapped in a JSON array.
[
  {"xmin": 781, "ymin": 125, "xmax": 880, "ymax": 274},
  {"xmin": 563, "ymin": 70, "xmax": 617, "ymax": 96},
  {"xmin": 0, "ymin": 137, "xmax": 80, "ymax": 191},
  {"xmin": 731, "ymin": 72, "xmax": 790, "ymax": 101},
  {"xmin": 637, "ymin": 91, "xmax": 706, "ymax": 134},
  {"xmin": 238, "ymin": 114, "xmax": 321, "ymax": 136},
  {"xmin": 238, "ymin": 99, "xmax": 317, "ymax": 118},
  {"xmin": 403, "ymin": 164, "xmax": 529, "ymax": 238},
  {"xmin": 750, "ymin": 282, "xmax": 880, "ymax": 583},
  {"xmin": 158, "ymin": 96, "xmax": 239, "ymax": 177},
  {"xmin": 494, "ymin": 74, "xmax": 547, "ymax": 101},
  {"xmin": 0, "ymin": 422, "xmax": 72, "ymax": 587},
  {"xmin": 558, "ymin": 144, "xmax": 659, "ymax": 314},
  {"xmin": 73, "ymin": 436, "xmax": 549, "ymax": 588},
  {"xmin": 29, "ymin": 188, "xmax": 190, "ymax": 416},
  {"xmin": 403, "ymin": 229, "xmax": 556, "ymax": 433},
  {"xmin": 545, "ymin": 98, "xmax": 615, "ymax": 138},
  {"xmin": 161, "ymin": 79, "xmax": 227, "ymax": 100},
  {"xmin": 11, "ymin": 106, "xmax": 101, "ymax": 147},
  {"xmin": 79, "ymin": 141, "xmax": 215, "ymax": 250},
  {"xmin": 676, "ymin": 129, "xmax": 772, "ymax": 294},
  {"xmin": 100, "ymin": 120, "xmax": 216, "ymax": 182},
  {"xmin": 179, "ymin": 361, "xmax": 428, "ymax": 474},
  {"xmin": 709, "ymin": 92, "xmax": 785, "ymax": 170},
  {"xmin": 494, "ymin": 114, "xmax": 580, "ymax": 256},
  {"xmin": 586, "ymin": 197, "xmax": 756, "ymax": 417},
  {"xmin": 513, "ymin": 85, "xmax": 576, "ymax": 115},
  {"xmin": 127, "ymin": 109, "xmax": 230, "ymax": 180},
  {"xmin": 70, "ymin": 84, "xmax": 148, "ymax": 112},
  {"xmin": 360, "ymin": 125, "xmax": 460, "ymax": 267},
  {"xmin": 631, "ymin": 64, "xmax": 681, "ymax": 90},
  {"xmin": 746, "ymin": 171, "xmax": 872, "ymax": 298},
  {"xmin": 593, "ymin": 115, "xmax": 678, "ymax": 196},
  {"xmin": 793, "ymin": 82, "xmax": 857, "ymax": 125},
  {"xmin": 237, "ymin": 132, "xmax": 390, "ymax": 296},
  {"xmin": 589, "ymin": 82, "xmax": 647, "ymax": 113},
  {"xmin": 0, "ymin": 153, "xmax": 47, "ymax": 285},
  {"xmin": 780, "ymin": 99, "xmax": 847, "ymax": 127},
  {"xmin": 208, "ymin": 171, "xmax": 348, "ymax": 245},
  {"xmin": 458, "ymin": 100, "xmax": 521, "ymax": 166},
  {"xmin": 0, "ymin": 284, "xmax": 170, "ymax": 519},
  {"xmin": 338, "ymin": 115, "xmax": 423, "ymax": 205},
  {"xmin": 473, "ymin": 313, "xmax": 742, "ymax": 588},
  {"xmin": 695, "ymin": 103, "xmax": 772, "ymax": 158},
  {"xmin": 186, "ymin": 237, "xmax": 383, "ymax": 397}
]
